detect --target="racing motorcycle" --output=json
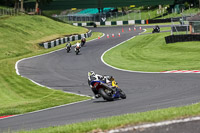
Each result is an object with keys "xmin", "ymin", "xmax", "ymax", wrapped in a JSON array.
[
  {"xmin": 75, "ymin": 46, "xmax": 80, "ymax": 55},
  {"xmin": 152, "ymin": 25, "xmax": 160, "ymax": 33},
  {"xmin": 81, "ymin": 38, "xmax": 86, "ymax": 47},
  {"xmin": 88, "ymin": 72, "xmax": 126, "ymax": 101},
  {"xmin": 65, "ymin": 45, "xmax": 71, "ymax": 53}
]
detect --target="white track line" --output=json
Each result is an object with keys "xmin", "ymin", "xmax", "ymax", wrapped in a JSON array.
[
  {"xmin": 101, "ymin": 30, "xmax": 161, "ymax": 74},
  {"xmin": 107, "ymin": 116, "xmax": 200, "ymax": 133},
  {"xmin": 101, "ymin": 30, "xmax": 200, "ymax": 74},
  {"xmin": 15, "ymin": 33, "xmax": 104, "ymax": 97},
  {"xmin": 0, "ymin": 99, "xmax": 91, "ymax": 120},
  {"xmin": 139, "ymin": 29, "xmax": 147, "ymax": 35},
  {"xmin": 7, "ymin": 34, "xmax": 105, "ymax": 120}
]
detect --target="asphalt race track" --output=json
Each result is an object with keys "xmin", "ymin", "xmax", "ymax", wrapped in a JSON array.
[{"xmin": 1, "ymin": 25, "xmax": 200, "ymax": 132}]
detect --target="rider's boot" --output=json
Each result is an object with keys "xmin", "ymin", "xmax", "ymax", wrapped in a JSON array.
[
  {"xmin": 91, "ymin": 87, "xmax": 100, "ymax": 98},
  {"xmin": 95, "ymin": 94, "xmax": 101, "ymax": 98}
]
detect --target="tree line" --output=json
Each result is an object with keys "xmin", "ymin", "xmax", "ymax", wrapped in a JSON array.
[
  {"xmin": 0, "ymin": 0, "xmax": 52, "ymax": 12},
  {"xmin": 0, "ymin": 0, "xmax": 199, "ymax": 12}
]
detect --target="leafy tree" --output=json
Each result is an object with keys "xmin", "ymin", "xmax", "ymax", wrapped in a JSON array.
[
  {"xmin": 174, "ymin": 0, "xmax": 200, "ymax": 8},
  {"xmin": 14, "ymin": 0, "xmax": 19, "ymax": 9},
  {"xmin": 35, "ymin": 0, "xmax": 52, "ymax": 12},
  {"xmin": 20, "ymin": 0, "xmax": 24, "ymax": 11}
]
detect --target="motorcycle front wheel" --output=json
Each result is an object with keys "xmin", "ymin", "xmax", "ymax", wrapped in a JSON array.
[{"xmin": 119, "ymin": 89, "xmax": 126, "ymax": 99}]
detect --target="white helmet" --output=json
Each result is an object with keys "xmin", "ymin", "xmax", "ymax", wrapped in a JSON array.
[{"xmin": 90, "ymin": 71, "xmax": 95, "ymax": 76}]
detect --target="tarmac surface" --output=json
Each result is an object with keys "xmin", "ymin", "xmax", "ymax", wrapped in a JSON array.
[{"xmin": 1, "ymin": 25, "xmax": 200, "ymax": 132}]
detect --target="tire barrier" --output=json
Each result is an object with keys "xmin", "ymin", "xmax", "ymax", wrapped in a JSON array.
[
  {"xmin": 165, "ymin": 34, "xmax": 200, "ymax": 44},
  {"xmin": 39, "ymin": 30, "xmax": 92, "ymax": 49},
  {"xmin": 73, "ymin": 20, "xmax": 146, "ymax": 27},
  {"xmin": 148, "ymin": 18, "xmax": 171, "ymax": 23},
  {"xmin": 148, "ymin": 17, "xmax": 180, "ymax": 24}
]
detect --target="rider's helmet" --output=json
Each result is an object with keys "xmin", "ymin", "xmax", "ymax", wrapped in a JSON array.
[
  {"xmin": 90, "ymin": 71, "xmax": 95, "ymax": 76},
  {"xmin": 107, "ymin": 76, "xmax": 114, "ymax": 81},
  {"xmin": 82, "ymin": 37, "xmax": 86, "ymax": 41},
  {"xmin": 67, "ymin": 41, "xmax": 71, "ymax": 46},
  {"xmin": 76, "ymin": 42, "xmax": 81, "ymax": 48}
]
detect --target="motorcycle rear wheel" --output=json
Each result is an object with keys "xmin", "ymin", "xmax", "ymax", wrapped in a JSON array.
[
  {"xmin": 76, "ymin": 50, "xmax": 79, "ymax": 55},
  {"xmin": 99, "ymin": 88, "xmax": 114, "ymax": 101}
]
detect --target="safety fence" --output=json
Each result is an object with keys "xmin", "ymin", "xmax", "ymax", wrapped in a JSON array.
[
  {"xmin": 170, "ymin": 15, "xmax": 195, "ymax": 35},
  {"xmin": 54, "ymin": 10, "xmax": 142, "ymax": 23},
  {"xmin": 0, "ymin": 8, "xmax": 21, "ymax": 16},
  {"xmin": 0, "ymin": 8, "xmax": 41, "ymax": 16},
  {"xmin": 39, "ymin": 30, "xmax": 92, "ymax": 49}
]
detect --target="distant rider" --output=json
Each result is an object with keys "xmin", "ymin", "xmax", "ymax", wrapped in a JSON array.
[
  {"xmin": 66, "ymin": 41, "xmax": 71, "ymax": 48},
  {"xmin": 81, "ymin": 37, "xmax": 86, "ymax": 46},
  {"xmin": 74, "ymin": 42, "xmax": 81, "ymax": 51}
]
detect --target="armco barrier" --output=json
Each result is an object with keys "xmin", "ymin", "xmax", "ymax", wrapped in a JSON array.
[
  {"xmin": 39, "ymin": 30, "xmax": 92, "ymax": 49},
  {"xmin": 165, "ymin": 34, "xmax": 200, "ymax": 44}
]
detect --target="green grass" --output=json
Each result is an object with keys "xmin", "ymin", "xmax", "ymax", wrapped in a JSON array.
[
  {"xmin": 159, "ymin": 8, "xmax": 200, "ymax": 19},
  {"xmin": 105, "ymin": 7, "xmax": 180, "ymax": 21},
  {"xmin": 106, "ymin": 8, "xmax": 200, "ymax": 22},
  {"xmin": 17, "ymin": 103, "xmax": 200, "ymax": 133},
  {"xmin": 0, "ymin": 15, "xmax": 101, "ymax": 116},
  {"xmin": 107, "ymin": 9, "xmax": 161, "ymax": 21},
  {"xmin": 103, "ymin": 32, "xmax": 200, "ymax": 72}
]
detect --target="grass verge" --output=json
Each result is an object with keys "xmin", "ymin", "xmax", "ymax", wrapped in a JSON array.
[
  {"xmin": 103, "ymin": 31, "xmax": 200, "ymax": 72},
  {"xmin": 0, "ymin": 15, "xmax": 102, "ymax": 116},
  {"xmin": 16, "ymin": 103, "xmax": 200, "ymax": 133}
]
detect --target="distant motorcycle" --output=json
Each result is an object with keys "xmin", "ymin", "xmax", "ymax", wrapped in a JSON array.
[
  {"xmin": 65, "ymin": 45, "xmax": 71, "ymax": 53},
  {"xmin": 88, "ymin": 72, "xmax": 126, "ymax": 101},
  {"xmin": 81, "ymin": 38, "xmax": 86, "ymax": 47},
  {"xmin": 65, "ymin": 42, "xmax": 71, "ymax": 53},
  {"xmin": 152, "ymin": 25, "xmax": 160, "ymax": 33},
  {"xmin": 75, "ymin": 46, "xmax": 80, "ymax": 55}
]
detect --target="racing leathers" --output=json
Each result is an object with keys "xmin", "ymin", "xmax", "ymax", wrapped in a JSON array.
[
  {"xmin": 88, "ymin": 72, "xmax": 112, "ymax": 98},
  {"xmin": 74, "ymin": 42, "xmax": 81, "ymax": 52}
]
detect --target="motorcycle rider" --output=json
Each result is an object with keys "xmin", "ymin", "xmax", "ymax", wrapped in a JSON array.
[
  {"xmin": 74, "ymin": 42, "xmax": 81, "ymax": 52},
  {"xmin": 65, "ymin": 42, "xmax": 71, "ymax": 51},
  {"xmin": 152, "ymin": 25, "xmax": 160, "ymax": 33},
  {"xmin": 66, "ymin": 41, "xmax": 71, "ymax": 47},
  {"xmin": 88, "ymin": 71, "xmax": 113, "ymax": 98},
  {"xmin": 81, "ymin": 37, "xmax": 86, "ymax": 46}
]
